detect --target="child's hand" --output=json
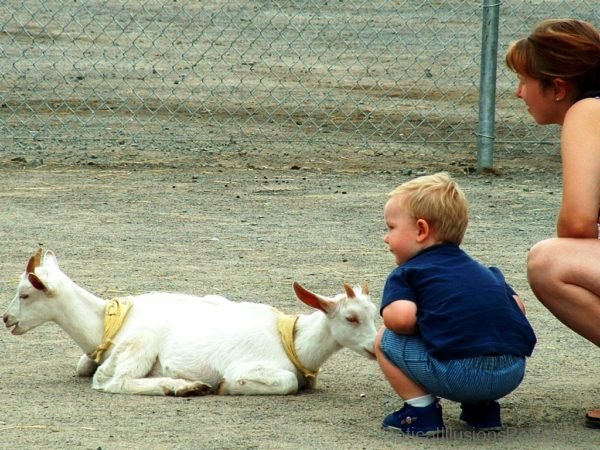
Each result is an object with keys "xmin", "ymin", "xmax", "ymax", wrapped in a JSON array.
[{"xmin": 513, "ymin": 294, "xmax": 527, "ymax": 315}]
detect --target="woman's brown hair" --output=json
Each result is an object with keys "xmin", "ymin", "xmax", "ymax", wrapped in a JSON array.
[{"xmin": 506, "ymin": 19, "xmax": 600, "ymax": 99}]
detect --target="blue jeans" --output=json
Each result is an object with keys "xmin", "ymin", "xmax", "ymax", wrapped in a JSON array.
[{"xmin": 381, "ymin": 329, "xmax": 526, "ymax": 403}]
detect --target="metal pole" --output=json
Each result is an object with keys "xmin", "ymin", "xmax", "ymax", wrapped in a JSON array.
[{"xmin": 477, "ymin": 0, "xmax": 501, "ymax": 171}]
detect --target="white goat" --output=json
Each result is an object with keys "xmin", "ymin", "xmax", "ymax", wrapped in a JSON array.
[{"xmin": 3, "ymin": 249, "xmax": 377, "ymax": 396}]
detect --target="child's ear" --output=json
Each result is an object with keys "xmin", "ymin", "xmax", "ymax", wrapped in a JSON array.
[{"xmin": 415, "ymin": 218, "xmax": 430, "ymax": 242}]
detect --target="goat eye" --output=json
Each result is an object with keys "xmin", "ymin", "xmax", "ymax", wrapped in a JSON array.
[
  {"xmin": 346, "ymin": 316, "xmax": 359, "ymax": 324},
  {"xmin": 20, "ymin": 294, "xmax": 29, "ymax": 300}
]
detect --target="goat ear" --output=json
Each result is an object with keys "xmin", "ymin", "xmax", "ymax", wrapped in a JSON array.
[
  {"xmin": 42, "ymin": 250, "xmax": 59, "ymax": 269},
  {"xmin": 293, "ymin": 282, "xmax": 335, "ymax": 313},
  {"xmin": 28, "ymin": 272, "xmax": 47, "ymax": 291},
  {"xmin": 26, "ymin": 248, "xmax": 43, "ymax": 274}
]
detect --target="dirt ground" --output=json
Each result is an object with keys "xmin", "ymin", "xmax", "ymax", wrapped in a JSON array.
[{"xmin": 0, "ymin": 148, "xmax": 598, "ymax": 450}]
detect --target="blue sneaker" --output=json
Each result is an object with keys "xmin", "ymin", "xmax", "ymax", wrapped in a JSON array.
[
  {"xmin": 382, "ymin": 399, "xmax": 445, "ymax": 437},
  {"xmin": 459, "ymin": 401, "xmax": 502, "ymax": 431}
]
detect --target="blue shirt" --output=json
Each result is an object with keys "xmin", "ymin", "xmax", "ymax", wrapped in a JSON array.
[{"xmin": 381, "ymin": 244, "xmax": 537, "ymax": 360}]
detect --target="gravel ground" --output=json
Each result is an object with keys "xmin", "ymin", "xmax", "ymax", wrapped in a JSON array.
[{"xmin": 0, "ymin": 149, "xmax": 598, "ymax": 449}]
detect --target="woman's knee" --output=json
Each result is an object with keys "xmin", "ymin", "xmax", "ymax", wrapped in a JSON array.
[{"xmin": 527, "ymin": 239, "xmax": 558, "ymax": 285}]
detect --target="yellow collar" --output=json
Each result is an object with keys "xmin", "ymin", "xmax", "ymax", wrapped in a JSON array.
[
  {"xmin": 277, "ymin": 313, "xmax": 319, "ymax": 386},
  {"xmin": 88, "ymin": 298, "xmax": 133, "ymax": 363}
]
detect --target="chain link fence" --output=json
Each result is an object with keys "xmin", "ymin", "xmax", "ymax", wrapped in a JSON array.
[{"xmin": 1, "ymin": 1, "xmax": 598, "ymax": 164}]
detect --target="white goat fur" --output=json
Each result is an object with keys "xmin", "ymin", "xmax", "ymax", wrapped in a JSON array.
[{"xmin": 3, "ymin": 249, "xmax": 377, "ymax": 396}]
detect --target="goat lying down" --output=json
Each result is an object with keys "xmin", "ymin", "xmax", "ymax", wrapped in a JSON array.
[{"xmin": 3, "ymin": 249, "xmax": 377, "ymax": 396}]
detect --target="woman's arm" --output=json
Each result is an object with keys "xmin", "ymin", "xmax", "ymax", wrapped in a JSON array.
[{"xmin": 558, "ymin": 99, "xmax": 600, "ymax": 238}]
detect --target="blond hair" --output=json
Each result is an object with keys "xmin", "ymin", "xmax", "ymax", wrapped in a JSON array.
[{"xmin": 388, "ymin": 172, "xmax": 468, "ymax": 244}]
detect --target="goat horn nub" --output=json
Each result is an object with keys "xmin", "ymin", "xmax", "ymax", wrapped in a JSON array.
[
  {"xmin": 343, "ymin": 283, "xmax": 356, "ymax": 298},
  {"xmin": 361, "ymin": 282, "xmax": 369, "ymax": 295},
  {"xmin": 26, "ymin": 248, "xmax": 43, "ymax": 274}
]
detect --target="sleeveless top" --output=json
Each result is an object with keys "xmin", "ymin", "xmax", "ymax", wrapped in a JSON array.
[{"xmin": 581, "ymin": 89, "xmax": 600, "ymax": 99}]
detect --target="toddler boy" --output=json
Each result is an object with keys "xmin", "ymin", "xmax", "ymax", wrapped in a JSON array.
[{"xmin": 376, "ymin": 172, "xmax": 536, "ymax": 436}]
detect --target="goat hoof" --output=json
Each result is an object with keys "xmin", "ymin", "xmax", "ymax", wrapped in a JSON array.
[{"xmin": 176, "ymin": 381, "xmax": 213, "ymax": 397}]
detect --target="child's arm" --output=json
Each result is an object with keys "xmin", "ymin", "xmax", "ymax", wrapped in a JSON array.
[
  {"xmin": 382, "ymin": 300, "xmax": 418, "ymax": 335},
  {"xmin": 513, "ymin": 294, "xmax": 527, "ymax": 315}
]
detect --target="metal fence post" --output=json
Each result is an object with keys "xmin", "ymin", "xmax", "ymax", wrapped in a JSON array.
[{"xmin": 477, "ymin": 0, "xmax": 501, "ymax": 170}]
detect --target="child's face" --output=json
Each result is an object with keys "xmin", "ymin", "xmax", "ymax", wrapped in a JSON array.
[{"xmin": 383, "ymin": 195, "xmax": 423, "ymax": 265}]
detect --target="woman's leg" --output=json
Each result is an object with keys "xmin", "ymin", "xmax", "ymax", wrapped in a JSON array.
[{"xmin": 528, "ymin": 237, "xmax": 600, "ymax": 346}]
